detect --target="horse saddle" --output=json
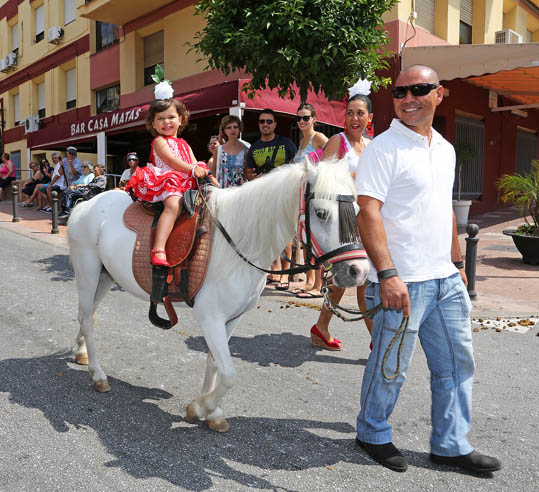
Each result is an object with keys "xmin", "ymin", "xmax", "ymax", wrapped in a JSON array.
[{"xmin": 123, "ymin": 188, "xmax": 213, "ymax": 329}]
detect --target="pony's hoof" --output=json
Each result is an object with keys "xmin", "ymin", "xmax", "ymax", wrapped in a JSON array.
[
  {"xmin": 74, "ymin": 353, "xmax": 88, "ymax": 365},
  {"xmin": 185, "ymin": 403, "xmax": 199, "ymax": 423},
  {"xmin": 208, "ymin": 417, "xmax": 230, "ymax": 433},
  {"xmin": 92, "ymin": 379, "xmax": 111, "ymax": 393}
]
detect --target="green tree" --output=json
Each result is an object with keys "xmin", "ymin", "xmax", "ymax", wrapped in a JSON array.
[{"xmin": 192, "ymin": 0, "xmax": 397, "ymax": 102}]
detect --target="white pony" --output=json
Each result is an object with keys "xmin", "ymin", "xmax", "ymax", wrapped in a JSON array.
[{"xmin": 67, "ymin": 159, "xmax": 369, "ymax": 432}]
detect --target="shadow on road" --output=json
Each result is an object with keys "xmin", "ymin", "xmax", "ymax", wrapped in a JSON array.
[
  {"xmin": 0, "ymin": 353, "xmax": 374, "ymax": 490},
  {"xmin": 185, "ymin": 332, "xmax": 366, "ymax": 368},
  {"xmin": 32, "ymin": 254, "xmax": 74, "ymax": 282},
  {"xmin": 32, "ymin": 254, "xmax": 125, "ymax": 290}
]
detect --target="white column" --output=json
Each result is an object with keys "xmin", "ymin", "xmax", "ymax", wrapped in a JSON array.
[{"xmin": 97, "ymin": 132, "xmax": 107, "ymax": 167}]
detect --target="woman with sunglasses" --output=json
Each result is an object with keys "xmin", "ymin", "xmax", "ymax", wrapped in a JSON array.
[
  {"xmin": 210, "ymin": 116, "xmax": 249, "ymax": 188},
  {"xmin": 292, "ymin": 104, "xmax": 328, "ymax": 298},
  {"xmin": 22, "ymin": 159, "xmax": 53, "ymax": 207},
  {"xmin": 308, "ymin": 80, "xmax": 374, "ymax": 351},
  {"xmin": 20, "ymin": 162, "xmax": 43, "ymax": 206}
]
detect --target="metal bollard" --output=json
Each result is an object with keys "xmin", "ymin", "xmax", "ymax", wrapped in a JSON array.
[
  {"xmin": 11, "ymin": 185, "xmax": 20, "ymax": 223},
  {"xmin": 51, "ymin": 191, "xmax": 59, "ymax": 234},
  {"xmin": 465, "ymin": 223, "xmax": 479, "ymax": 299}
]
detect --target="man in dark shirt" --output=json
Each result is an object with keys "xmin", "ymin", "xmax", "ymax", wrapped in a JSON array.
[
  {"xmin": 244, "ymin": 109, "xmax": 297, "ymax": 181},
  {"xmin": 244, "ymin": 109, "xmax": 297, "ymax": 290}
]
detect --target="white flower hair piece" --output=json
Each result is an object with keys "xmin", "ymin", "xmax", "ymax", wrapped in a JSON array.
[
  {"xmin": 154, "ymin": 81, "xmax": 174, "ymax": 100},
  {"xmin": 151, "ymin": 64, "xmax": 174, "ymax": 100},
  {"xmin": 348, "ymin": 78, "xmax": 372, "ymax": 98}
]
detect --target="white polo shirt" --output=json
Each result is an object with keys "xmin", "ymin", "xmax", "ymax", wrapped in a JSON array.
[{"xmin": 356, "ymin": 119, "xmax": 458, "ymax": 283}]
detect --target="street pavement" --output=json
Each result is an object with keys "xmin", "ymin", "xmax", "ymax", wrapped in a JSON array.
[{"xmin": 0, "ymin": 200, "xmax": 538, "ymax": 491}]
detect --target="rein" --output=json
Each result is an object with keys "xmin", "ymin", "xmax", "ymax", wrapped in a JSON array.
[
  {"xmin": 196, "ymin": 175, "xmax": 367, "ymax": 276},
  {"xmin": 321, "ymin": 280, "xmax": 409, "ymax": 382}
]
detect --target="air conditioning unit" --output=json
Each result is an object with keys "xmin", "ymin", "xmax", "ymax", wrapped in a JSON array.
[
  {"xmin": 495, "ymin": 29, "xmax": 522, "ymax": 44},
  {"xmin": 7, "ymin": 51, "xmax": 17, "ymax": 68},
  {"xmin": 47, "ymin": 26, "xmax": 64, "ymax": 44},
  {"xmin": 0, "ymin": 57, "xmax": 8, "ymax": 73},
  {"xmin": 24, "ymin": 115, "xmax": 40, "ymax": 134}
]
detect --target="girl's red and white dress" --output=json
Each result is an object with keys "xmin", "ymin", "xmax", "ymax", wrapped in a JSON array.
[{"xmin": 126, "ymin": 136, "xmax": 207, "ymax": 202}]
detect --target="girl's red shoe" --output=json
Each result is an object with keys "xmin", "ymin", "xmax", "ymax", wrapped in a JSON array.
[
  {"xmin": 310, "ymin": 324, "xmax": 342, "ymax": 351},
  {"xmin": 150, "ymin": 249, "xmax": 170, "ymax": 267}
]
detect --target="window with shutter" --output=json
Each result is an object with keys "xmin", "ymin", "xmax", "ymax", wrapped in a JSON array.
[
  {"xmin": 66, "ymin": 69, "xmax": 77, "ymax": 110},
  {"xmin": 144, "ymin": 31, "xmax": 164, "ymax": 86},
  {"xmin": 454, "ymin": 116, "xmax": 484, "ymax": 200},
  {"xmin": 65, "ymin": 0, "xmax": 76, "ymax": 25},
  {"xmin": 459, "ymin": 0, "xmax": 473, "ymax": 44},
  {"xmin": 38, "ymin": 82, "xmax": 46, "ymax": 119},
  {"xmin": 415, "ymin": 0, "xmax": 435, "ymax": 33},
  {"xmin": 516, "ymin": 130, "xmax": 538, "ymax": 175},
  {"xmin": 13, "ymin": 93, "xmax": 20, "ymax": 126},
  {"xmin": 12, "ymin": 24, "xmax": 18, "ymax": 52},
  {"xmin": 35, "ymin": 5, "xmax": 44, "ymax": 43}
]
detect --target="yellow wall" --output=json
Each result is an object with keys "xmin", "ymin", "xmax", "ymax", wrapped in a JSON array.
[
  {"xmin": 504, "ymin": 5, "xmax": 528, "ymax": 38},
  {"xmin": 434, "ymin": 0, "xmax": 461, "ymax": 44},
  {"xmin": 382, "ymin": 0, "xmax": 538, "ymax": 44},
  {"xmin": 382, "ymin": 0, "xmax": 413, "ymax": 23},
  {"xmin": 119, "ymin": 5, "xmax": 206, "ymax": 94},
  {"xmin": 164, "ymin": 6, "xmax": 206, "ymax": 81},
  {"xmin": 473, "ymin": 0, "xmax": 504, "ymax": 44}
]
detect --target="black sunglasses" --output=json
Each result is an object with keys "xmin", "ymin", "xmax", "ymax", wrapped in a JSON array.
[
  {"xmin": 392, "ymin": 83, "xmax": 439, "ymax": 99},
  {"xmin": 295, "ymin": 115, "xmax": 312, "ymax": 122},
  {"xmin": 259, "ymin": 119, "xmax": 274, "ymax": 125}
]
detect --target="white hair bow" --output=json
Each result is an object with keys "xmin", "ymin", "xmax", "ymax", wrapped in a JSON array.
[
  {"xmin": 348, "ymin": 79, "xmax": 372, "ymax": 98},
  {"xmin": 154, "ymin": 81, "xmax": 174, "ymax": 100}
]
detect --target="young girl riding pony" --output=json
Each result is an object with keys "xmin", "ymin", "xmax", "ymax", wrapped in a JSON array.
[{"xmin": 126, "ymin": 75, "xmax": 216, "ymax": 267}]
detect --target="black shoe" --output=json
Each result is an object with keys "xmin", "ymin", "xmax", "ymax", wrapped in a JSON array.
[
  {"xmin": 430, "ymin": 451, "xmax": 502, "ymax": 474},
  {"xmin": 58, "ymin": 213, "xmax": 70, "ymax": 219},
  {"xmin": 356, "ymin": 438, "xmax": 408, "ymax": 472}
]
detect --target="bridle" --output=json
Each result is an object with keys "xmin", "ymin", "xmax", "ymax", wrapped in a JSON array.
[{"xmin": 197, "ymin": 174, "xmax": 367, "ymax": 277}]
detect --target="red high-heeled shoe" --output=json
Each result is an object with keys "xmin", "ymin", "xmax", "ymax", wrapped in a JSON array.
[
  {"xmin": 150, "ymin": 249, "xmax": 169, "ymax": 267},
  {"xmin": 310, "ymin": 324, "xmax": 342, "ymax": 351}
]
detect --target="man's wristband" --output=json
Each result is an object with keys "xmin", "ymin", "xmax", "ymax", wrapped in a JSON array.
[
  {"xmin": 377, "ymin": 268, "xmax": 398, "ymax": 281},
  {"xmin": 453, "ymin": 260, "xmax": 465, "ymax": 269}
]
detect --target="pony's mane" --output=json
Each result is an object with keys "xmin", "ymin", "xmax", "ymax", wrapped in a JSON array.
[
  {"xmin": 207, "ymin": 158, "xmax": 355, "ymax": 276},
  {"xmin": 311, "ymin": 158, "xmax": 357, "ymax": 203}
]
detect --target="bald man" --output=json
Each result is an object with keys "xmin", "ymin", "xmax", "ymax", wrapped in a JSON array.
[{"xmin": 354, "ymin": 65, "xmax": 501, "ymax": 474}]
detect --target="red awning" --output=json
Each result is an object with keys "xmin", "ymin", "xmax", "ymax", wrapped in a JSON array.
[
  {"xmin": 28, "ymin": 79, "xmax": 344, "ymax": 150},
  {"xmin": 239, "ymin": 79, "xmax": 345, "ymax": 127}
]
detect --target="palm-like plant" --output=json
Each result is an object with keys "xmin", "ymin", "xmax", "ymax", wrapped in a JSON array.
[
  {"xmin": 497, "ymin": 160, "xmax": 539, "ymax": 237},
  {"xmin": 455, "ymin": 142, "xmax": 476, "ymax": 201}
]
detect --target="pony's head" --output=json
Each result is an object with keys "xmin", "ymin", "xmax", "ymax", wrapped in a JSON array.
[{"xmin": 300, "ymin": 158, "xmax": 369, "ymax": 288}]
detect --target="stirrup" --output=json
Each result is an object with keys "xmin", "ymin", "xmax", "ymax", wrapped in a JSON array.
[{"xmin": 150, "ymin": 249, "xmax": 169, "ymax": 266}]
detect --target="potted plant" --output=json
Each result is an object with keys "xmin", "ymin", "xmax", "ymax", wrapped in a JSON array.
[
  {"xmin": 497, "ymin": 159, "xmax": 539, "ymax": 265},
  {"xmin": 453, "ymin": 142, "xmax": 476, "ymax": 226}
]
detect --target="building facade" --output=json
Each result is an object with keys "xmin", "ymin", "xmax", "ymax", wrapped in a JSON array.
[
  {"xmin": 377, "ymin": 0, "xmax": 539, "ymax": 214},
  {"xmin": 0, "ymin": 0, "xmax": 345, "ymax": 182},
  {"xmin": 1, "ymin": 0, "xmax": 537, "ymax": 214}
]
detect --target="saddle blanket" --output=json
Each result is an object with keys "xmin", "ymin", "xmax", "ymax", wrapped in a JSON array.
[{"xmin": 123, "ymin": 201, "xmax": 213, "ymax": 302}]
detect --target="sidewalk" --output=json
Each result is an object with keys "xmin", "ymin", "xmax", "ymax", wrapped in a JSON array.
[
  {"xmin": 267, "ymin": 207, "xmax": 539, "ymax": 319},
  {"xmin": 1, "ymin": 200, "xmax": 537, "ymax": 318},
  {"xmin": 0, "ymin": 201, "xmax": 68, "ymax": 250}
]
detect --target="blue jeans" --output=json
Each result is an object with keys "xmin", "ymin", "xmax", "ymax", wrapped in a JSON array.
[{"xmin": 357, "ymin": 273, "xmax": 475, "ymax": 456}]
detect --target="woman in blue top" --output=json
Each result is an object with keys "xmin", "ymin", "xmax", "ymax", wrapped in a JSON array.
[
  {"xmin": 293, "ymin": 103, "xmax": 328, "ymax": 298},
  {"xmin": 211, "ymin": 115, "xmax": 249, "ymax": 188}
]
